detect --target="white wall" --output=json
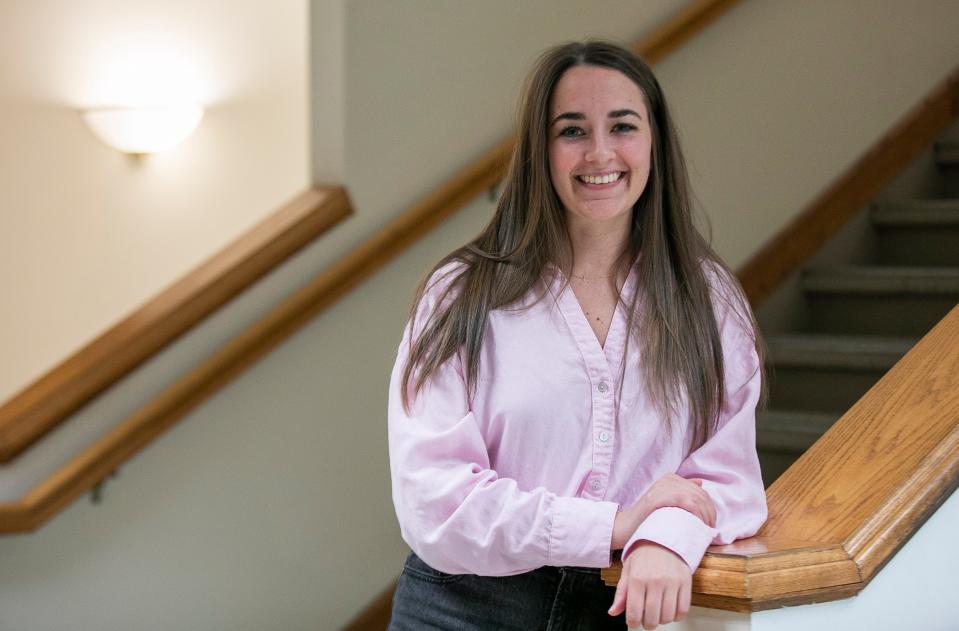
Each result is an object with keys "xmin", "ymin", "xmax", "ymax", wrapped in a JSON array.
[{"xmin": 2, "ymin": 1, "xmax": 959, "ymax": 629}]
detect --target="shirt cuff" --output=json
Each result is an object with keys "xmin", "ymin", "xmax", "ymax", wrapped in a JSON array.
[
  {"xmin": 622, "ymin": 506, "xmax": 718, "ymax": 573},
  {"xmin": 548, "ymin": 496, "xmax": 619, "ymax": 568}
]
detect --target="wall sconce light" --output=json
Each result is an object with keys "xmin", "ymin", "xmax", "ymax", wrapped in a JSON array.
[{"xmin": 82, "ymin": 105, "xmax": 204, "ymax": 155}]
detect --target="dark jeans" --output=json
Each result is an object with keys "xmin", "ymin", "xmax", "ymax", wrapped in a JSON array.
[{"xmin": 388, "ymin": 551, "xmax": 627, "ymax": 630}]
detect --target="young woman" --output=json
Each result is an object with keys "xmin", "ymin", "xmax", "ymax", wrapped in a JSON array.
[{"xmin": 387, "ymin": 40, "xmax": 767, "ymax": 630}]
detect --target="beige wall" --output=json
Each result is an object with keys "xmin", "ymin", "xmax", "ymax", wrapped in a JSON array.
[
  {"xmin": 0, "ymin": 0, "xmax": 310, "ymax": 402},
  {"xmin": 655, "ymin": 0, "xmax": 959, "ymax": 269},
  {"xmin": 2, "ymin": 1, "xmax": 959, "ymax": 630}
]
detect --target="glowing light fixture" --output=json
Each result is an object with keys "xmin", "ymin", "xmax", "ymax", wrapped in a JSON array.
[{"xmin": 82, "ymin": 105, "xmax": 204, "ymax": 154}]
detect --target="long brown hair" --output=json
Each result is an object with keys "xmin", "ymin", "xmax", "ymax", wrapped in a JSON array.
[{"xmin": 401, "ymin": 40, "xmax": 766, "ymax": 450}]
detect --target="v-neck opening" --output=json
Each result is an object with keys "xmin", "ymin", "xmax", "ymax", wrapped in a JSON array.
[
  {"xmin": 547, "ymin": 263, "xmax": 637, "ymax": 375},
  {"xmin": 573, "ymin": 282, "xmax": 623, "ymax": 352}
]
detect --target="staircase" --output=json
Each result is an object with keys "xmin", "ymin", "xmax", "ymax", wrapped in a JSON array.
[{"xmin": 757, "ymin": 137, "xmax": 959, "ymax": 486}]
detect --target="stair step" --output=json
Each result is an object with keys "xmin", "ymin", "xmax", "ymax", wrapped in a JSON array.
[
  {"xmin": 757, "ymin": 409, "xmax": 837, "ymax": 452},
  {"xmin": 765, "ymin": 334, "xmax": 914, "ymax": 413},
  {"xmin": 936, "ymin": 141, "xmax": 959, "ymax": 167},
  {"xmin": 802, "ymin": 266, "xmax": 959, "ymax": 336},
  {"xmin": 756, "ymin": 409, "xmax": 838, "ymax": 486},
  {"xmin": 871, "ymin": 199, "xmax": 959, "ymax": 226},
  {"xmin": 872, "ymin": 200, "xmax": 959, "ymax": 267},
  {"xmin": 802, "ymin": 265, "xmax": 959, "ymax": 295},
  {"xmin": 767, "ymin": 333, "xmax": 914, "ymax": 371}
]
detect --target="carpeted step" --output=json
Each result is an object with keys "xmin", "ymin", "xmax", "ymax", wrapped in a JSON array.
[
  {"xmin": 936, "ymin": 142, "xmax": 959, "ymax": 196},
  {"xmin": 756, "ymin": 409, "xmax": 838, "ymax": 486},
  {"xmin": 871, "ymin": 199, "xmax": 959, "ymax": 267},
  {"xmin": 935, "ymin": 141, "xmax": 959, "ymax": 167},
  {"xmin": 802, "ymin": 265, "xmax": 959, "ymax": 336},
  {"xmin": 765, "ymin": 333, "xmax": 915, "ymax": 413}
]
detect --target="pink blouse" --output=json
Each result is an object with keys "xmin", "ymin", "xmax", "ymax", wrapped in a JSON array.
[{"xmin": 387, "ymin": 260, "xmax": 767, "ymax": 576}]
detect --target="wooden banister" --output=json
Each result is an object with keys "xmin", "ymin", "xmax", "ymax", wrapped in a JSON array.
[
  {"xmin": 602, "ymin": 305, "xmax": 959, "ymax": 611},
  {"xmin": 0, "ymin": 187, "xmax": 352, "ymax": 463},
  {"xmin": 0, "ymin": 0, "xmax": 742, "ymax": 532}
]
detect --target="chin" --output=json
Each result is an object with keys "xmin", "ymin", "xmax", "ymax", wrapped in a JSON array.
[
  {"xmin": 569, "ymin": 208, "xmax": 631, "ymax": 224},
  {"xmin": 582, "ymin": 200, "xmax": 634, "ymax": 218}
]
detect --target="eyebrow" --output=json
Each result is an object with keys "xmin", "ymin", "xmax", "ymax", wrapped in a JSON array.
[{"xmin": 550, "ymin": 109, "xmax": 643, "ymax": 126}]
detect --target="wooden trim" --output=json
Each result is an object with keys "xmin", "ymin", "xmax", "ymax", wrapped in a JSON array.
[
  {"xmin": 601, "ymin": 305, "xmax": 959, "ymax": 611},
  {"xmin": 635, "ymin": 0, "xmax": 741, "ymax": 63},
  {"xmin": 738, "ymin": 67, "xmax": 959, "ymax": 306},
  {"xmin": 0, "ymin": 187, "xmax": 351, "ymax": 463}
]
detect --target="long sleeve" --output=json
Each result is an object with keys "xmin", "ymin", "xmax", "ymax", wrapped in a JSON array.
[
  {"xmin": 621, "ymin": 277, "xmax": 768, "ymax": 572},
  {"xmin": 387, "ymin": 268, "xmax": 619, "ymax": 576}
]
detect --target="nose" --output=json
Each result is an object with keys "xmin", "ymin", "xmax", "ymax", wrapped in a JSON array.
[{"xmin": 584, "ymin": 132, "xmax": 614, "ymax": 163}]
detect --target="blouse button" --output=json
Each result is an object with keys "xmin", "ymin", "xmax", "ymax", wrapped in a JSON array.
[
  {"xmin": 590, "ymin": 479, "xmax": 602, "ymax": 491},
  {"xmin": 597, "ymin": 382, "xmax": 609, "ymax": 394},
  {"xmin": 598, "ymin": 431, "xmax": 610, "ymax": 443}
]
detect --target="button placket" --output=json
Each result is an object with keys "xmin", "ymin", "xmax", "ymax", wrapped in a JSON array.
[{"xmin": 587, "ymin": 370, "xmax": 615, "ymax": 499}]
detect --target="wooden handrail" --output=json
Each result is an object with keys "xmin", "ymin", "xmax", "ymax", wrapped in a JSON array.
[
  {"xmin": 0, "ymin": 187, "xmax": 352, "ymax": 463},
  {"xmin": 0, "ymin": 1, "xmax": 741, "ymax": 533},
  {"xmin": 602, "ymin": 305, "xmax": 959, "ymax": 611},
  {"xmin": 738, "ymin": 66, "xmax": 959, "ymax": 306},
  {"xmin": 638, "ymin": 0, "xmax": 740, "ymax": 63}
]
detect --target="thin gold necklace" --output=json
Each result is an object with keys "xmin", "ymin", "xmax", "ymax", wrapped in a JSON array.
[{"xmin": 570, "ymin": 272, "xmax": 613, "ymax": 281}]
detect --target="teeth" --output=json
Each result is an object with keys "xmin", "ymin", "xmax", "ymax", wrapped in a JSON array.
[{"xmin": 578, "ymin": 172, "xmax": 622, "ymax": 185}]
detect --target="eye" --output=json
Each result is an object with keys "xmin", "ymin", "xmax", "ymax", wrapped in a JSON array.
[
  {"xmin": 612, "ymin": 122, "xmax": 637, "ymax": 133},
  {"xmin": 558, "ymin": 126, "xmax": 584, "ymax": 138}
]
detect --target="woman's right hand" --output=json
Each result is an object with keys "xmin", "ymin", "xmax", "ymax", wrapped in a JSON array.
[{"xmin": 611, "ymin": 474, "xmax": 717, "ymax": 550}]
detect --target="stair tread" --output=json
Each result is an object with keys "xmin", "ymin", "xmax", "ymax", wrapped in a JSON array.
[
  {"xmin": 767, "ymin": 333, "xmax": 916, "ymax": 369},
  {"xmin": 757, "ymin": 409, "xmax": 837, "ymax": 451},
  {"xmin": 802, "ymin": 265, "xmax": 959, "ymax": 294},
  {"xmin": 871, "ymin": 199, "xmax": 959, "ymax": 225},
  {"xmin": 758, "ymin": 409, "xmax": 837, "ymax": 432},
  {"xmin": 936, "ymin": 141, "xmax": 959, "ymax": 165}
]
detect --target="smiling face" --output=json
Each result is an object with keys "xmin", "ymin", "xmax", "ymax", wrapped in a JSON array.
[{"xmin": 547, "ymin": 65, "xmax": 652, "ymax": 232}]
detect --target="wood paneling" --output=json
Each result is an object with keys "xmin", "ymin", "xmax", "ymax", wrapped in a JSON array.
[
  {"xmin": 0, "ymin": 187, "xmax": 351, "ymax": 463},
  {"xmin": 739, "ymin": 67, "xmax": 959, "ymax": 307}
]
